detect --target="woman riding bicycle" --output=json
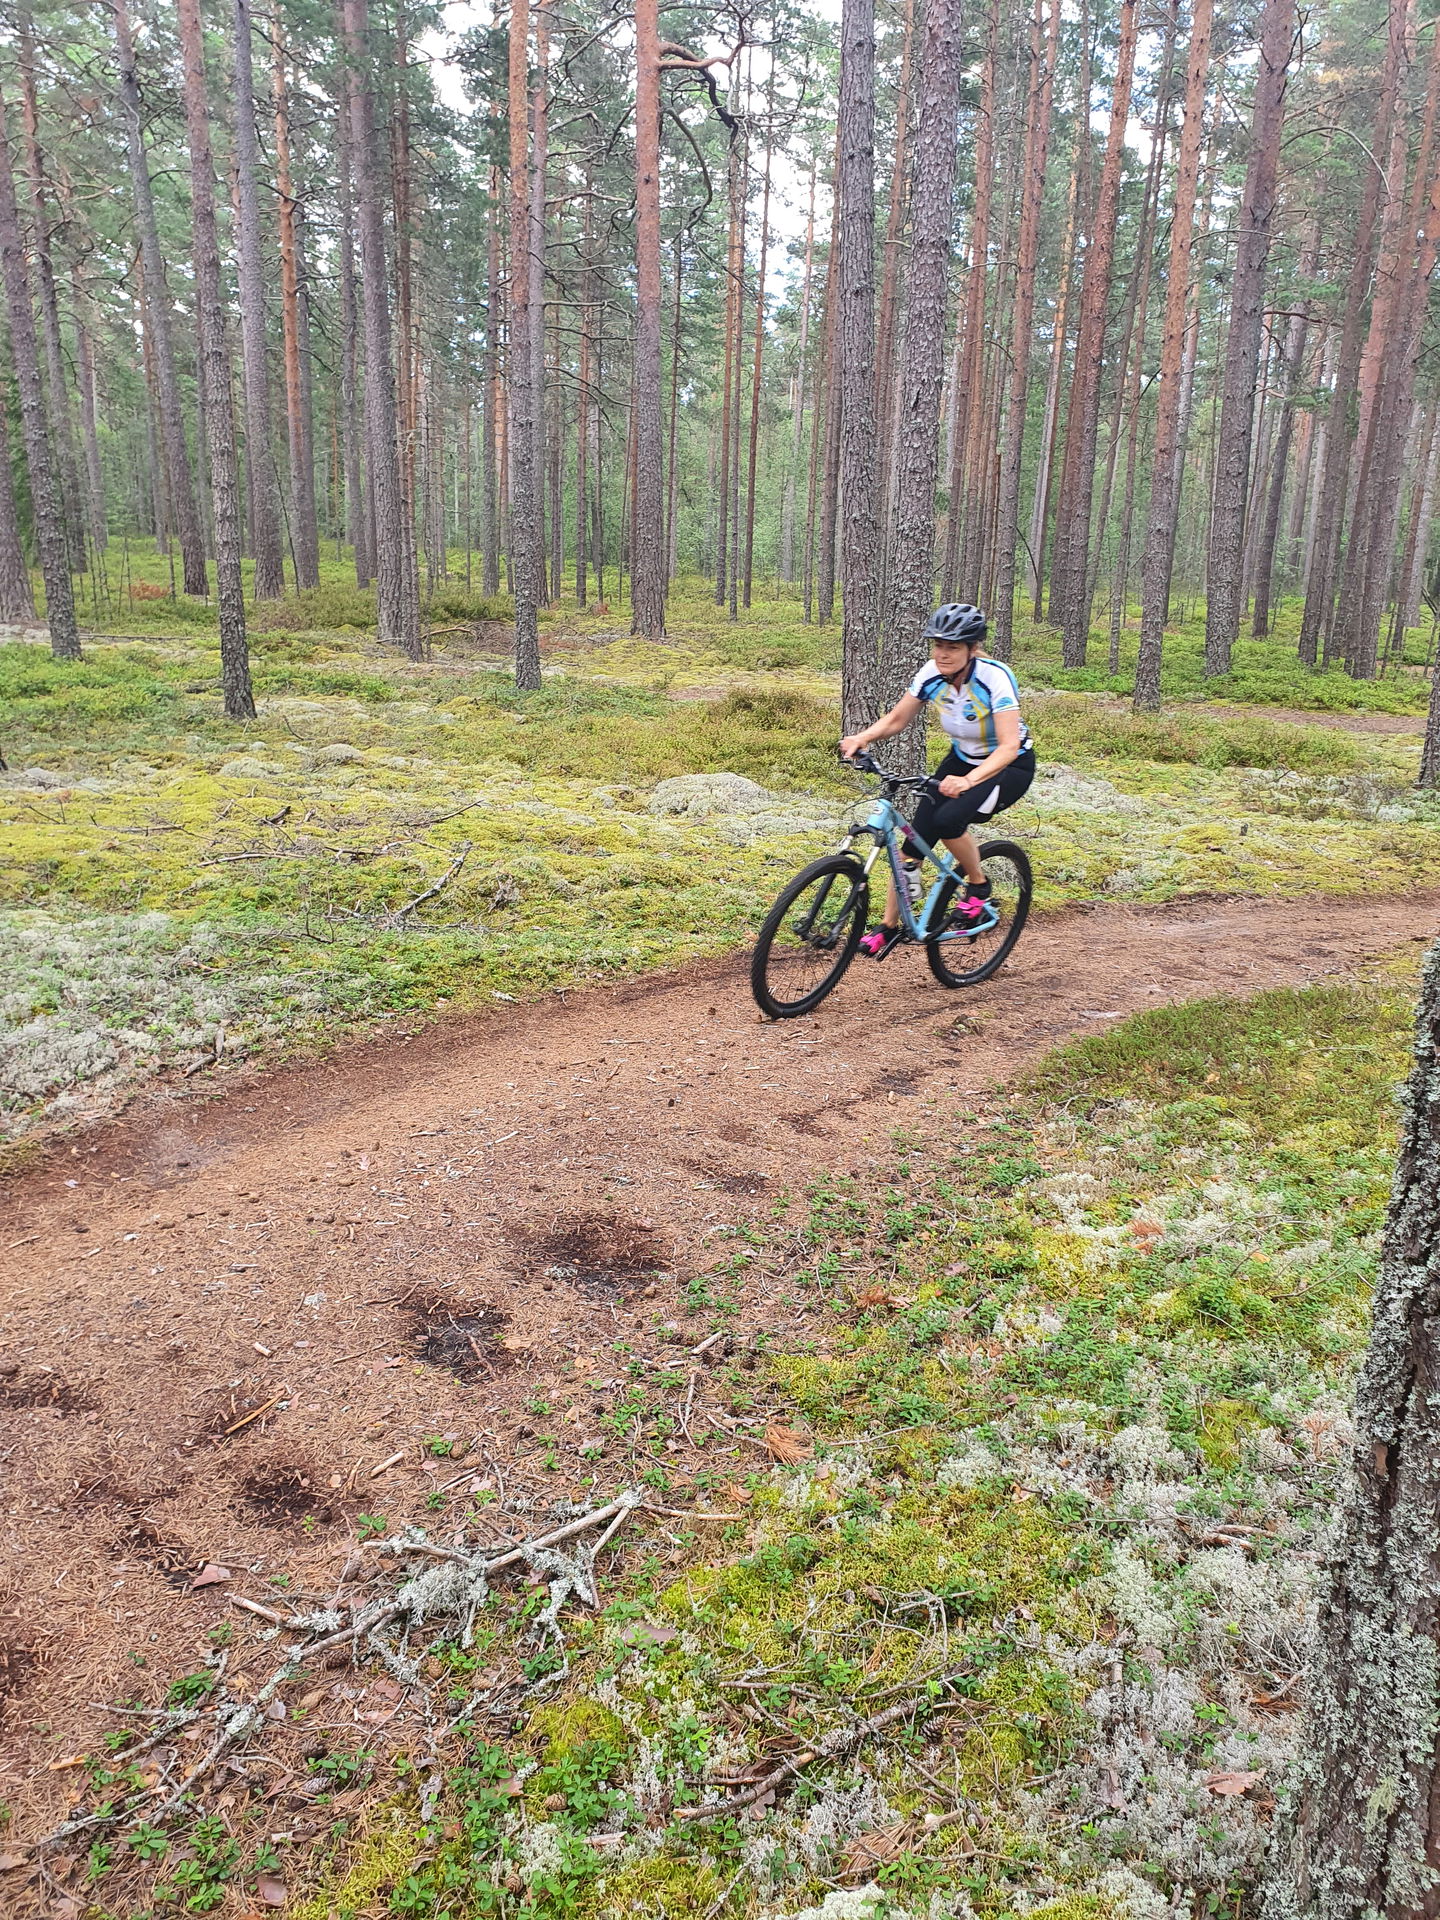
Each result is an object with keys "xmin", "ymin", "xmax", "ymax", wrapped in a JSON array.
[{"xmin": 838, "ymin": 602, "xmax": 1035, "ymax": 960}]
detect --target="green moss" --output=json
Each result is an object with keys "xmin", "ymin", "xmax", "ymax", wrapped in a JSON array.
[
  {"xmin": 1196, "ymin": 1398, "xmax": 1267, "ymax": 1470},
  {"xmin": 528, "ymin": 1698, "xmax": 630, "ymax": 1764}
]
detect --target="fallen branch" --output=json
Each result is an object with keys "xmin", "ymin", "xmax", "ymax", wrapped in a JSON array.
[
  {"xmin": 391, "ymin": 841, "xmax": 471, "ymax": 923},
  {"xmin": 675, "ymin": 1673, "xmax": 975, "ymax": 1823}
]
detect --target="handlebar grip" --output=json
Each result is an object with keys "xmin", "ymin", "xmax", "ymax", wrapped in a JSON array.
[{"xmin": 841, "ymin": 747, "xmax": 880, "ymax": 774}]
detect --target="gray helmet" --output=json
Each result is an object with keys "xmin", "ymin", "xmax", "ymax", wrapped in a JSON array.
[{"xmin": 924, "ymin": 602, "xmax": 987, "ymax": 643}]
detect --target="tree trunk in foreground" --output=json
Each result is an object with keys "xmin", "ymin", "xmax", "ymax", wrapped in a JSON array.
[
  {"xmin": 1266, "ymin": 938, "xmax": 1440, "ymax": 1916},
  {"xmin": 112, "ymin": 0, "xmax": 207, "ymax": 598},
  {"xmin": 630, "ymin": 0, "xmax": 666, "ymax": 638},
  {"xmin": 342, "ymin": 0, "xmax": 421, "ymax": 659},
  {"xmin": 0, "ymin": 84, "xmax": 78, "ymax": 659},
  {"xmin": 231, "ymin": 0, "xmax": 286, "ymax": 599},
  {"xmin": 176, "ymin": 0, "xmax": 254, "ymax": 717},
  {"xmin": 837, "ymin": 0, "xmax": 883, "ymax": 732},
  {"xmin": 883, "ymin": 0, "xmax": 962, "ymax": 699},
  {"xmin": 1423, "ymin": 654, "xmax": 1440, "ymax": 788},
  {"xmin": 1203, "ymin": 0, "xmax": 1293, "ymax": 675},
  {"xmin": 506, "ymin": 0, "xmax": 542, "ymax": 685}
]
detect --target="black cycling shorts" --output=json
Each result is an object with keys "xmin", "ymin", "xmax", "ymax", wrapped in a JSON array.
[{"xmin": 911, "ymin": 746, "xmax": 1036, "ymax": 845}]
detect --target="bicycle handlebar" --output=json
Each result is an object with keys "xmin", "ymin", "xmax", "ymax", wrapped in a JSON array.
[{"xmin": 839, "ymin": 747, "xmax": 940, "ymax": 795}]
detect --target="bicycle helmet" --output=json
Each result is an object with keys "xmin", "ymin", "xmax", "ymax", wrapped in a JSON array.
[{"xmin": 924, "ymin": 602, "xmax": 987, "ymax": 644}]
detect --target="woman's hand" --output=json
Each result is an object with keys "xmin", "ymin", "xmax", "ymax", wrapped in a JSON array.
[
  {"xmin": 937, "ymin": 774, "xmax": 970, "ymax": 798},
  {"xmin": 839, "ymin": 733, "xmax": 869, "ymax": 761}
]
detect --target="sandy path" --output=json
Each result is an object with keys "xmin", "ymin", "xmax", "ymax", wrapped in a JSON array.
[{"xmin": 1, "ymin": 888, "xmax": 1436, "ymax": 1824}]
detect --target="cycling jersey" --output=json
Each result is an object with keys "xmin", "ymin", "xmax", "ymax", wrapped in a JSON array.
[{"xmin": 908, "ymin": 656, "xmax": 1030, "ymax": 763}]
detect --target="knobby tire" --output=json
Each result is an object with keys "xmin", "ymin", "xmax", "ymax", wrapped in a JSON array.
[{"xmin": 751, "ymin": 854, "xmax": 869, "ymax": 1019}]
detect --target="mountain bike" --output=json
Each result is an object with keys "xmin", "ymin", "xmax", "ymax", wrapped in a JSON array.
[{"xmin": 750, "ymin": 749, "xmax": 1033, "ymax": 1019}]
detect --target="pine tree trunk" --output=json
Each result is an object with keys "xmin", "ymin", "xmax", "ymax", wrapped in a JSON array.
[
  {"xmin": 715, "ymin": 140, "xmax": 740, "ymax": 607},
  {"xmin": 0, "ymin": 88, "xmax": 76, "ymax": 657},
  {"xmin": 742, "ymin": 103, "xmax": 773, "ymax": 610},
  {"xmin": 1203, "ymin": 0, "xmax": 1293, "ymax": 675},
  {"xmin": 782, "ymin": 164, "xmax": 817, "ymax": 585},
  {"xmin": 484, "ymin": 165, "xmax": 502, "ymax": 598},
  {"xmin": 1265, "ymin": 938, "xmax": 1440, "ymax": 1911},
  {"xmin": 943, "ymin": 0, "xmax": 998, "ymax": 601},
  {"xmin": 873, "ymin": 0, "xmax": 916, "ymax": 548},
  {"xmin": 1298, "ymin": 0, "xmax": 1406, "ymax": 668},
  {"xmin": 837, "ymin": 0, "xmax": 883, "ymax": 731},
  {"xmin": 1339, "ymin": 20, "xmax": 1440, "ymax": 680},
  {"xmin": 336, "ymin": 59, "xmax": 370, "ymax": 586},
  {"xmin": 991, "ymin": 0, "xmax": 1059, "ymax": 657},
  {"xmin": 631, "ymin": 0, "xmax": 666, "ymax": 637},
  {"xmin": 342, "ymin": 0, "xmax": 421, "ymax": 658},
  {"xmin": 175, "ymin": 0, "xmax": 254, "ymax": 714},
  {"xmin": 1053, "ymin": 0, "xmax": 1138, "ymax": 665},
  {"xmin": 0, "ymin": 400, "xmax": 36, "ymax": 622},
  {"xmin": 575, "ymin": 182, "xmax": 592, "ymax": 606},
  {"xmin": 17, "ymin": 6, "xmax": 85, "ymax": 575},
  {"xmin": 1423, "ymin": 647, "xmax": 1440, "ymax": 787},
  {"xmin": 112, "ymin": 0, "xmax": 207, "ymax": 597},
  {"xmin": 274, "ymin": 30, "xmax": 320, "ymax": 589},
  {"xmin": 883, "ymin": 0, "xmax": 963, "ymax": 705},
  {"xmin": 505, "ymin": 0, "xmax": 543, "ymax": 683},
  {"xmin": 816, "ymin": 157, "xmax": 842, "ymax": 626},
  {"xmin": 529, "ymin": 5, "xmax": 549, "ymax": 604},
  {"xmin": 1133, "ymin": 0, "xmax": 1213, "ymax": 711},
  {"xmin": 230, "ymin": 0, "xmax": 285, "ymax": 599},
  {"xmin": 666, "ymin": 228, "xmax": 684, "ymax": 581},
  {"xmin": 1401, "ymin": 409, "xmax": 1440, "ymax": 630},
  {"xmin": 71, "ymin": 273, "xmax": 107, "ymax": 558},
  {"xmin": 1026, "ymin": 37, "xmax": 1083, "ymax": 615}
]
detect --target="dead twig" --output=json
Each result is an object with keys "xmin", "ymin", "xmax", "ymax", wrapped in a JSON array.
[
  {"xmin": 390, "ymin": 841, "xmax": 471, "ymax": 923},
  {"xmin": 675, "ymin": 1672, "xmax": 976, "ymax": 1823}
]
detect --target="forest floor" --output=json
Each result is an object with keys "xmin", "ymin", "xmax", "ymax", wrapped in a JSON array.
[{"xmin": 3, "ymin": 558, "xmax": 1440, "ymax": 1920}]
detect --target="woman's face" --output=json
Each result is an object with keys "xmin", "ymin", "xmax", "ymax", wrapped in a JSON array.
[{"xmin": 932, "ymin": 638, "xmax": 977, "ymax": 680}]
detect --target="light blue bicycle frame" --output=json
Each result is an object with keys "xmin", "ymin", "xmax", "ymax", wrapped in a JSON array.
[{"xmin": 838, "ymin": 791, "xmax": 998, "ymax": 945}]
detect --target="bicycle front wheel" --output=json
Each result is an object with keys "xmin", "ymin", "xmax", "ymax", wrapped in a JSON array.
[
  {"xmin": 925, "ymin": 839, "xmax": 1032, "ymax": 989},
  {"xmin": 751, "ymin": 854, "xmax": 869, "ymax": 1019}
]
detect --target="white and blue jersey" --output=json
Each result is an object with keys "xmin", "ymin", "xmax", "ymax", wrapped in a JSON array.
[{"xmin": 907, "ymin": 656, "xmax": 1031, "ymax": 764}]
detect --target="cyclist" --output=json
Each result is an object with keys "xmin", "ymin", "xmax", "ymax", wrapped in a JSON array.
[{"xmin": 838, "ymin": 602, "xmax": 1035, "ymax": 960}]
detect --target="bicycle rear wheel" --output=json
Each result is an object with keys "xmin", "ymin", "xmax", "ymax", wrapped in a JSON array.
[
  {"xmin": 925, "ymin": 839, "xmax": 1032, "ymax": 989},
  {"xmin": 751, "ymin": 854, "xmax": 869, "ymax": 1019}
]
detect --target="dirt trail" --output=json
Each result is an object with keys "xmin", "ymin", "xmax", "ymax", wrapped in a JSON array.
[{"xmin": 1, "ymin": 889, "xmax": 1436, "ymax": 1825}]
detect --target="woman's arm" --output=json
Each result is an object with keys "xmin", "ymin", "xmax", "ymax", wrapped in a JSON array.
[
  {"xmin": 839, "ymin": 691, "xmax": 925, "ymax": 759},
  {"xmin": 936, "ymin": 708, "xmax": 1023, "ymax": 796}
]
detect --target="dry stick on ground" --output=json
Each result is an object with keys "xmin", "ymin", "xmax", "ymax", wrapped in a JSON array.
[
  {"xmin": 390, "ymin": 841, "xmax": 471, "ymax": 923},
  {"xmin": 675, "ymin": 1674, "xmax": 976, "ymax": 1822}
]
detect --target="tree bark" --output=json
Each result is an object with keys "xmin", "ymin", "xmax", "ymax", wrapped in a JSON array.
[
  {"xmin": 175, "ymin": 0, "xmax": 254, "ymax": 715},
  {"xmin": 111, "ymin": 0, "xmax": 207, "ymax": 598},
  {"xmin": 484, "ymin": 163, "xmax": 502, "ymax": 598},
  {"xmin": 0, "ymin": 400, "xmax": 36, "ymax": 622},
  {"xmin": 0, "ymin": 86, "xmax": 76, "ymax": 657},
  {"xmin": 1339, "ymin": 17, "xmax": 1440, "ymax": 680},
  {"xmin": 16, "ymin": 6, "xmax": 85, "ymax": 575},
  {"xmin": 71, "ymin": 276, "xmax": 107, "ymax": 559},
  {"xmin": 529, "ymin": 4, "xmax": 549, "ymax": 604},
  {"xmin": 231, "ymin": 0, "xmax": 285, "ymax": 599},
  {"xmin": 335, "ymin": 50, "xmax": 370, "ymax": 586},
  {"xmin": 883, "ymin": 0, "xmax": 963, "ymax": 703},
  {"xmin": 1298, "ymin": 0, "xmax": 1407, "ymax": 668},
  {"xmin": 342, "ymin": 0, "xmax": 421, "ymax": 658},
  {"xmin": 816, "ymin": 151, "xmax": 842, "ymax": 626},
  {"xmin": 782, "ymin": 163, "xmax": 817, "ymax": 584},
  {"xmin": 1053, "ymin": 0, "xmax": 1138, "ymax": 666},
  {"xmin": 1133, "ymin": 0, "xmax": 1213, "ymax": 711},
  {"xmin": 1266, "ymin": 938, "xmax": 1440, "ymax": 1912},
  {"xmin": 943, "ymin": 0, "xmax": 998, "ymax": 601},
  {"xmin": 506, "ymin": 0, "xmax": 542, "ymax": 683},
  {"xmin": 1251, "ymin": 220, "xmax": 1320, "ymax": 637},
  {"xmin": 837, "ymin": 0, "xmax": 883, "ymax": 732},
  {"xmin": 873, "ymin": 0, "xmax": 916, "ymax": 553},
  {"xmin": 274, "ymin": 28, "xmax": 320, "ymax": 589},
  {"xmin": 1202, "ymin": 0, "xmax": 1293, "ymax": 676},
  {"xmin": 742, "ymin": 91, "xmax": 774, "ymax": 611},
  {"xmin": 631, "ymin": 0, "xmax": 666, "ymax": 638},
  {"xmin": 991, "ymin": 0, "xmax": 1059, "ymax": 658}
]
